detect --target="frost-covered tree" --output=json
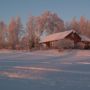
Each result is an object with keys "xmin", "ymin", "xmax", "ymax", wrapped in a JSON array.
[
  {"xmin": 71, "ymin": 17, "xmax": 80, "ymax": 33},
  {"xmin": 26, "ymin": 11, "xmax": 64, "ymax": 49},
  {"xmin": 39, "ymin": 11, "xmax": 64, "ymax": 35}
]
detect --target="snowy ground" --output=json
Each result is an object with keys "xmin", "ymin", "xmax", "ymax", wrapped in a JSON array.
[{"xmin": 0, "ymin": 50, "xmax": 90, "ymax": 90}]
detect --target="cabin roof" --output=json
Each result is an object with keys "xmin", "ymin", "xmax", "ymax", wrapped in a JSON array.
[
  {"xmin": 79, "ymin": 35, "xmax": 90, "ymax": 42},
  {"xmin": 40, "ymin": 30, "xmax": 75, "ymax": 43},
  {"xmin": 39, "ymin": 29, "xmax": 90, "ymax": 43}
]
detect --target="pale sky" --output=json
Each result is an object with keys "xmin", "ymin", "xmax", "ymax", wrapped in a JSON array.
[{"xmin": 0, "ymin": 0, "xmax": 90, "ymax": 24}]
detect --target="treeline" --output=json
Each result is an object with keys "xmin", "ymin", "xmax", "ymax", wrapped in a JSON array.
[
  {"xmin": 65, "ymin": 16, "xmax": 90, "ymax": 37},
  {"xmin": 0, "ymin": 11, "xmax": 90, "ymax": 50}
]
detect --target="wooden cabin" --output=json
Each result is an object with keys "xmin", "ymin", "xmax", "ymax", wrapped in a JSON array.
[
  {"xmin": 39, "ymin": 30, "xmax": 81, "ymax": 48},
  {"xmin": 39, "ymin": 30, "xmax": 90, "ymax": 49}
]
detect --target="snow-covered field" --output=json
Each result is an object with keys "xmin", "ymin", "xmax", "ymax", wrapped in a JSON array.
[{"xmin": 0, "ymin": 50, "xmax": 90, "ymax": 90}]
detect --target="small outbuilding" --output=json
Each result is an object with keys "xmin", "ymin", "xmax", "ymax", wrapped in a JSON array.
[{"xmin": 79, "ymin": 35, "xmax": 90, "ymax": 49}]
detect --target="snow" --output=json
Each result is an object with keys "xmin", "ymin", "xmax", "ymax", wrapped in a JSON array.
[
  {"xmin": 0, "ymin": 49, "xmax": 90, "ymax": 90},
  {"xmin": 76, "ymin": 50, "xmax": 90, "ymax": 57}
]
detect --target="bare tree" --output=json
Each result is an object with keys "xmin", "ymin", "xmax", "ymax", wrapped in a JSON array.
[
  {"xmin": 8, "ymin": 18, "xmax": 17, "ymax": 49},
  {"xmin": 15, "ymin": 16, "xmax": 23, "ymax": 49},
  {"xmin": 0, "ymin": 21, "xmax": 7, "ymax": 48},
  {"xmin": 26, "ymin": 16, "xmax": 36, "ymax": 49},
  {"xmin": 71, "ymin": 17, "xmax": 80, "ymax": 33}
]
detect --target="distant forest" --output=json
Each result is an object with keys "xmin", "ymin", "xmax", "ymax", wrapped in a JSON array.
[{"xmin": 0, "ymin": 11, "xmax": 90, "ymax": 50}]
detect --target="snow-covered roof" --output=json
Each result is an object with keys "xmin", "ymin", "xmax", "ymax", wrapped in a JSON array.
[
  {"xmin": 40, "ymin": 30, "xmax": 75, "ymax": 43},
  {"xmin": 79, "ymin": 35, "xmax": 90, "ymax": 42}
]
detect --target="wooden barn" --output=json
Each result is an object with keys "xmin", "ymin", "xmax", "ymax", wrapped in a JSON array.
[{"xmin": 39, "ymin": 30, "xmax": 81, "ymax": 48}]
